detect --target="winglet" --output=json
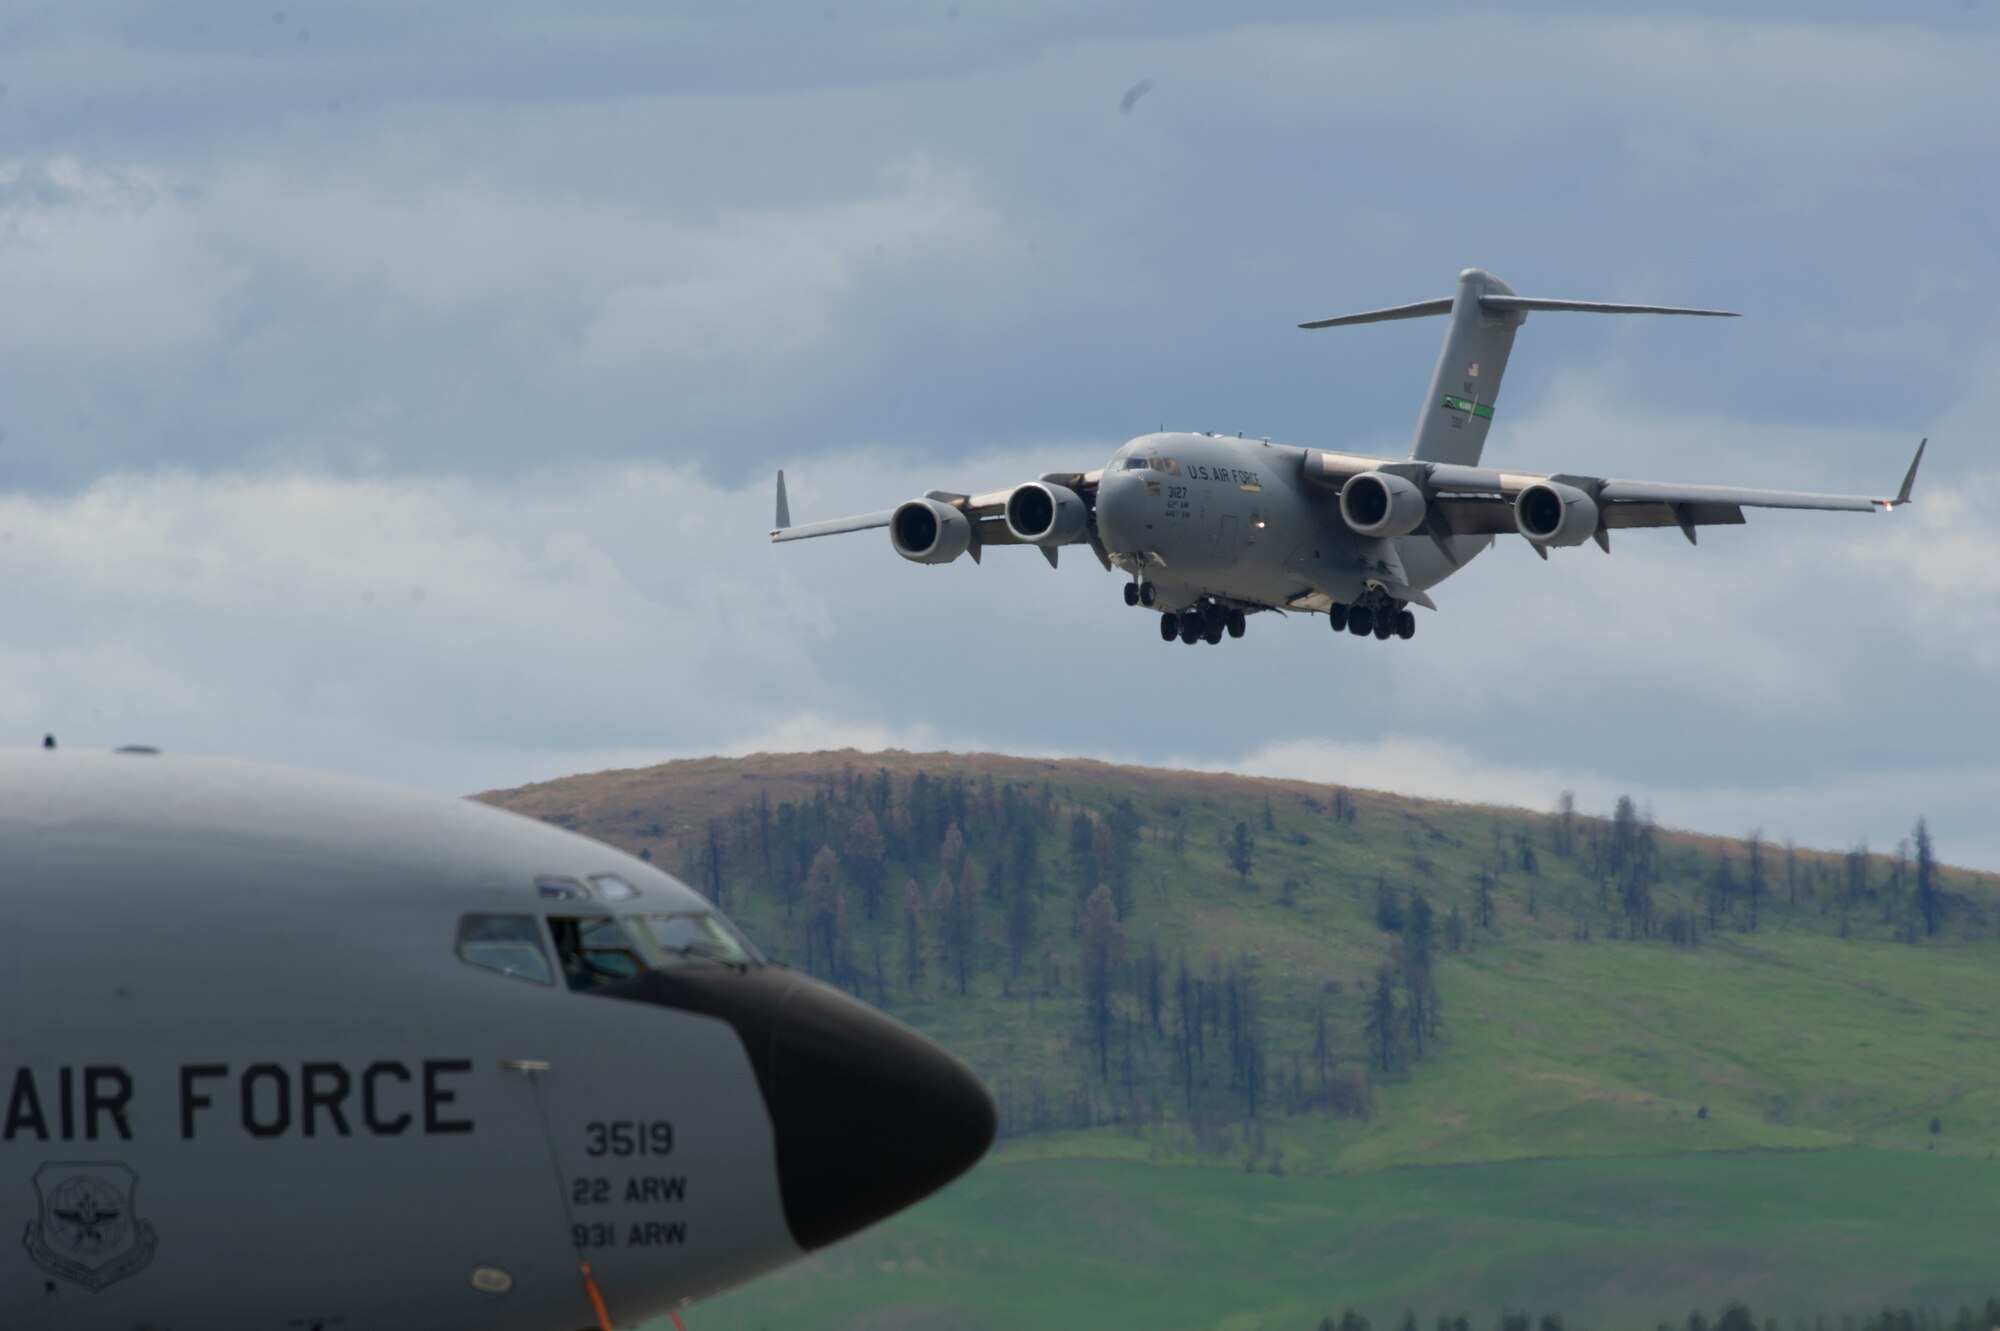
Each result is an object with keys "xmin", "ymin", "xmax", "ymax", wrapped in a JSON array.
[
  {"xmin": 1885, "ymin": 438, "xmax": 1926, "ymax": 508},
  {"xmin": 775, "ymin": 470, "xmax": 791, "ymax": 530}
]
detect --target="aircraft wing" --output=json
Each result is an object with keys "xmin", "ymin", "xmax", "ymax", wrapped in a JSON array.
[
  {"xmin": 1305, "ymin": 439, "xmax": 1923, "ymax": 545},
  {"xmin": 770, "ymin": 509, "xmax": 897, "ymax": 542},
  {"xmin": 769, "ymin": 468, "xmax": 1107, "ymax": 566}
]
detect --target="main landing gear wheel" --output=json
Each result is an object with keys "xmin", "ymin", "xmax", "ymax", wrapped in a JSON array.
[
  {"xmin": 1159, "ymin": 613, "xmax": 1179, "ymax": 642},
  {"xmin": 1347, "ymin": 606, "xmax": 1374, "ymax": 636},
  {"xmin": 1373, "ymin": 616, "xmax": 1394, "ymax": 640},
  {"xmin": 1124, "ymin": 582, "xmax": 1140, "ymax": 607},
  {"xmin": 1203, "ymin": 619, "xmax": 1225, "ymax": 645},
  {"xmin": 1180, "ymin": 618, "xmax": 1203, "ymax": 645},
  {"xmin": 1226, "ymin": 609, "xmax": 1246, "ymax": 639},
  {"xmin": 1329, "ymin": 604, "xmax": 1348, "ymax": 631},
  {"xmin": 1140, "ymin": 580, "xmax": 1157, "ymax": 607},
  {"xmin": 1394, "ymin": 609, "xmax": 1416, "ymax": 640}
]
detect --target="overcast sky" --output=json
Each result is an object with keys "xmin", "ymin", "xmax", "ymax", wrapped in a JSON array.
[{"xmin": 5, "ymin": 3, "xmax": 1999, "ymax": 868}]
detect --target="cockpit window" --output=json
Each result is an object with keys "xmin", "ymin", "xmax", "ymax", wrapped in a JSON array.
[
  {"xmin": 1162, "ymin": 458, "xmax": 1181, "ymax": 476},
  {"xmin": 590, "ymin": 873, "xmax": 641, "ymax": 903},
  {"xmin": 456, "ymin": 915, "xmax": 554, "ymax": 986},
  {"xmin": 537, "ymin": 876, "xmax": 590, "ymax": 901},
  {"xmin": 548, "ymin": 915, "xmax": 650, "ymax": 992},
  {"xmin": 1122, "ymin": 457, "xmax": 1151, "ymax": 470},
  {"xmin": 633, "ymin": 912, "xmax": 764, "ymax": 968}
]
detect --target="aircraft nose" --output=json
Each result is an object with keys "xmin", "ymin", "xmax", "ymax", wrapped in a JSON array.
[
  {"xmin": 767, "ymin": 978, "xmax": 995, "ymax": 1251},
  {"xmin": 1095, "ymin": 471, "xmax": 1140, "ymax": 549}
]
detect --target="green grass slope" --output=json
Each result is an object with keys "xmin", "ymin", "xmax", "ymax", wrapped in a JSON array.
[{"xmin": 479, "ymin": 751, "xmax": 2000, "ymax": 1328}]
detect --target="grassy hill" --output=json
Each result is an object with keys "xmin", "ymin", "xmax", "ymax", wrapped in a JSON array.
[{"xmin": 479, "ymin": 751, "xmax": 2000, "ymax": 1330}]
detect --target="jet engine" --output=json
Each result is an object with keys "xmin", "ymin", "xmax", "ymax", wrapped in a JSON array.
[
  {"xmin": 890, "ymin": 498, "xmax": 974, "ymax": 564},
  {"xmin": 1514, "ymin": 481, "xmax": 1599, "ymax": 547},
  {"xmin": 1339, "ymin": 471, "xmax": 1427, "ymax": 538},
  {"xmin": 1004, "ymin": 482, "xmax": 1089, "ymax": 546}
]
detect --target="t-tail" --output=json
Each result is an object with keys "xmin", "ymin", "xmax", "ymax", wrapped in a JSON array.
[{"xmin": 1301, "ymin": 268, "xmax": 1739, "ymax": 467}]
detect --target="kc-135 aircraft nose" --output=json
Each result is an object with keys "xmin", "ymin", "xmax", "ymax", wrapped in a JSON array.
[{"xmin": 608, "ymin": 964, "xmax": 996, "ymax": 1250}]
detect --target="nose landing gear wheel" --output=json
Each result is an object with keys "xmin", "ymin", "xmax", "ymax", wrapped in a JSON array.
[
  {"xmin": 1124, "ymin": 582, "xmax": 1140, "ymax": 607},
  {"xmin": 1140, "ymin": 581, "xmax": 1156, "ymax": 606},
  {"xmin": 1347, "ymin": 606, "xmax": 1374, "ymax": 636},
  {"xmin": 1394, "ymin": 609, "xmax": 1416, "ymax": 640},
  {"xmin": 1226, "ymin": 609, "xmax": 1246, "ymax": 639},
  {"xmin": 1159, "ymin": 613, "xmax": 1179, "ymax": 642}
]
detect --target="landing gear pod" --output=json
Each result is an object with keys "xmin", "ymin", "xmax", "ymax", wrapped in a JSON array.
[
  {"xmin": 891, "ymin": 499, "xmax": 973, "ymax": 564},
  {"xmin": 1339, "ymin": 472, "xmax": 1427, "ymax": 538},
  {"xmin": 1514, "ymin": 481, "xmax": 1600, "ymax": 548},
  {"xmin": 1003, "ymin": 482, "xmax": 1088, "ymax": 546}
]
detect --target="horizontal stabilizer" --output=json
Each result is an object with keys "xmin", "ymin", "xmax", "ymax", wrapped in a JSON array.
[
  {"xmin": 1302, "ymin": 294, "xmax": 1737, "ymax": 328},
  {"xmin": 1477, "ymin": 296, "xmax": 1738, "ymax": 318},
  {"xmin": 1298, "ymin": 298, "xmax": 1453, "ymax": 329}
]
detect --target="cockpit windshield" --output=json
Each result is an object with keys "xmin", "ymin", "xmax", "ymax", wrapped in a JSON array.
[
  {"xmin": 1122, "ymin": 456, "xmax": 1151, "ymax": 470},
  {"xmin": 632, "ymin": 912, "xmax": 764, "ymax": 968}
]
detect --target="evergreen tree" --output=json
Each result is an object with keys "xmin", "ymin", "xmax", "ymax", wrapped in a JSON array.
[
  {"xmin": 940, "ymin": 822, "xmax": 967, "ymax": 883},
  {"xmin": 1375, "ymin": 878, "xmax": 1404, "ymax": 932},
  {"xmin": 843, "ymin": 807, "xmax": 887, "ymax": 919},
  {"xmin": 1081, "ymin": 884, "xmax": 1123, "ymax": 1078},
  {"xmin": 949, "ymin": 860, "xmax": 982, "ymax": 995},
  {"xmin": 696, "ymin": 817, "xmax": 729, "ymax": 909},
  {"xmin": 1228, "ymin": 820, "xmax": 1255, "ymax": 883},
  {"xmin": 1366, "ymin": 968, "xmax": 1399, "ymax": 1073},
  {"xmin": 1914, "ymin": 817, "xmax": 1940, "ymax": 937},
  {"xmin": 901, "ymin": 878, "xmax": 927, "ymax": 989},
  {"xmin": 802, "ymin": 845, "xmax": 846, "ymax": 984}
]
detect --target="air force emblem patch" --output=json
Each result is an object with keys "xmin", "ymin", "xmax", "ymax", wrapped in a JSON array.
[{"xmin": 24, "ymin": 1161, "xmax": 158, "ymax": 1291}]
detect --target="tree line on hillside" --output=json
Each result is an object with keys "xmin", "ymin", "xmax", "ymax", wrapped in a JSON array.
[
  {"xmin": 1317, "ymin": 1297, "xmax": 2000, "ymax": 1331},
  {"xmin": 643, "ymin": 761, "xmax": 1966, "ymax": 1152},
  {"xmin": 671, "ymin": 765, "xmax": 1409, "ymax": 1152},
  {"xmin": 1546, "ymin": 791, "xmax": 1958, "ymax": 945}
]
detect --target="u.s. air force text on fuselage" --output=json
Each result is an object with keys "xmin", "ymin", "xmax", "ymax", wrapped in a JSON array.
[
  {"xmin": 0, "ymin": 747, "xmax": 994, "ymax": 1330},
  {"xmin": 771, "ymin": 267, "xmax": 1922, "ymax": 646},
  {"xmin": 4, "ymin": 1060, "xmax": 477, "ymax": 1143}
]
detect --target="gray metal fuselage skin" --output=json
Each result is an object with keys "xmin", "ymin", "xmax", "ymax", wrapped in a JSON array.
[
  {"xmin": 1092, "ymin": 431, "xmax": 1490, "ymax": 616},
  {"xmin": 0, "ymin": 749, "xmax": 994, "ymax": 1330}
]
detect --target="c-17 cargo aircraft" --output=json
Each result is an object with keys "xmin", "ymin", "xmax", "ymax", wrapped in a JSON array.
[
  {"xmin": 0, "ymin": 745, "xmax": 994, "ymax": 1330},
  {"xmin": 772, "ymin": 268, "xmax": 1924, "ymax": 644}
]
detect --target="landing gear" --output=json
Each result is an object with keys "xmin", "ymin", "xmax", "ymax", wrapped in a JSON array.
[
  {"xmin": 1127, "ymin": 580, "xmax": 1158, "ymax": 609},
  {"xmin": 1159, "ymin": 600, "xmax": 1250, "ymax": 646},
  {"xmin": 1124, "ymin": 581, "xmax": 1139, "ymax": 607},
  {"xmin": 1394, "ymin": 609, "xmax": 1416, "ymax": 640},
  {"xmin": 1140, "ymin": 580, "xmax": 1156, "ymax": 607},
  {"xmin": 1374, "ymin": 616, "xmax": 1394, "ymax": 640},
  {"xmin": 1329, "ymin": 603, "xmax": 1349, "ymax": 631},
  {"xmin": 1347, "ymin": 606, "xmax": 1374, "ymax": 636}
]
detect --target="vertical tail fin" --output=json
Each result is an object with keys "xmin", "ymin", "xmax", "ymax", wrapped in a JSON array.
[
  {"xmin": 1300, "ymin": 269, "xmax": 1738, "ymax": 468},
  {"xmin": 1406, "ymin": 268, "xmax": 1522, "ymax": 466}
]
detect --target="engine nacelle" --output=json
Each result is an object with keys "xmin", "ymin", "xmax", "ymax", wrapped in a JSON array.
[
  {"xmin": 1004, "ymin": 482, "xmax": 1089, "ymax": 546},
  {"xmin": 1514, "ymin": 481, "xmax": 1600, "ymax": 547},
  {"xmin": 1339, "ymin": 471, "xmax": 1428, "ymax": 538},
  {"xmin": 890, "ymin": 498, "xmax": 973, "ymax": 564}
]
